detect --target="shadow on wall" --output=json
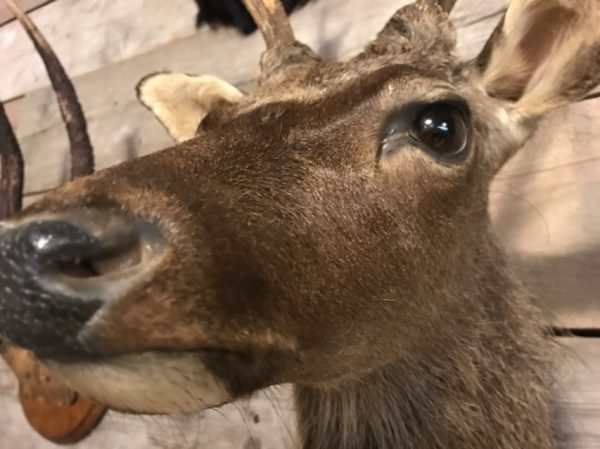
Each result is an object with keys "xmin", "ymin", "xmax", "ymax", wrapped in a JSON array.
[{"xmin": 194, "ymin": 0, "xmax": 310, "ymax": 34}]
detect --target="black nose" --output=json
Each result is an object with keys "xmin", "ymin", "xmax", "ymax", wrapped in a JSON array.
[{"xmin": 0, "ymin": 219, "xmax": 104, "ymax": 359}]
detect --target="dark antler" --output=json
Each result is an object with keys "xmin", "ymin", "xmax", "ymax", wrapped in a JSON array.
[
  {"xmin": 0, "ymin": 103, "xmax": 24, "ymax": 219},
  {"xmin": 4, "ymin": 0, "xmax": 94, "ymax": 178},
  {"xmin": 241, "ymin": 0, "xmax": 295, "ymax": 48}
]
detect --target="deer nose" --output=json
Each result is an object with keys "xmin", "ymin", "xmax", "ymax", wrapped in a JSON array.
[{"xmin": 0, "ymin": 210, "xmax": 164, "ymax": 359}]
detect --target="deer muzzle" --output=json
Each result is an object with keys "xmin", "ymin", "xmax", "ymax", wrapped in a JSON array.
[{"xmin": 0, "ymin": 209, "xmax": 165, "ymax": 360}]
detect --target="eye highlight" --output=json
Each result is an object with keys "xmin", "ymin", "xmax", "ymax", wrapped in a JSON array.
[
  {"xmin": 412, "ymin": 102, "xmax": 469, "ymax": 158},
  {"xmin": 378, "ymin": 100, "xmax": 471, "ymax": 163}
]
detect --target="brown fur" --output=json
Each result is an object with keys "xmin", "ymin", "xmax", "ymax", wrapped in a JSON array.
[{"xmin": 1, "ymin": 0, "xmax": 600, "ymax": 448}]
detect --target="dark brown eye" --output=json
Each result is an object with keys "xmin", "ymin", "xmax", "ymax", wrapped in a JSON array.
[{"xmin": 411, "ymin": 102, "xmax": 469, "ymax": 158}]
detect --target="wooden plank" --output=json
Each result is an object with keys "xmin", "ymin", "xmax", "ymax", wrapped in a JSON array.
[
  {"xmin": 489, "ymin": 100, "xmax": 600, "ymax": 330},
  {"xmin": 2, "ymin": 96, "xmax": 22, "ymax": 129},
  {"xmin": 0, "ymin": 0, "xmax": 198, "ymax": 100},
  {"xmin": 0, "ymin": 0, "xmax": 52, "ymax": 26},
  {"xmin": 555, "ymin": 338, "xmax": 600, "ymax": 449}
]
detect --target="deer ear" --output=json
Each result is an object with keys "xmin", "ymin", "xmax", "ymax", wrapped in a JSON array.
[
  {"xmin": 136, "ymin": 73, "xmax": 244, "ymax": 142},
  {"xmin": 477, "ymin": 0, "xmax": 600, "ymax": 119}
]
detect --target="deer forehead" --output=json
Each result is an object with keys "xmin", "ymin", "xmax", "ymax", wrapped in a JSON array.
[{"xmin": 229, "ymin": 66, "xmax": 459, "ymax": 127}]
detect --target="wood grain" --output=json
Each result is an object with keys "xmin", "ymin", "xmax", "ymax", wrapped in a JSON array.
[
  {"xmin": 555, "ymin": 338, "xmax": 600, "ymax": 449},
  {"xmin": 0, "ymin": 0, "xmax": 52, "ymax": 26},
  {"xmin": 0, "ymin": 0, "xmax": 199, "ymax": 100},
  {"xmin": 490, "ymin": 100, "xmax": 600, "ymax": 329}
]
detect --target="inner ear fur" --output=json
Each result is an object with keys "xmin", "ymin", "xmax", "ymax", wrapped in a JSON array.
[
  {"xmin": 477, "ymin": 0, "xmax": 600, "ymax": 119},
  {"xmin": 137, "ymin": 73, "xmax": 244, "ymax": 143}
]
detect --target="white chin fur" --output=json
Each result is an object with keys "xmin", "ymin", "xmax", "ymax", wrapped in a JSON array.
[{"xmin": 46, "ymin": 352, "xmax": 231, "ymax": 414}]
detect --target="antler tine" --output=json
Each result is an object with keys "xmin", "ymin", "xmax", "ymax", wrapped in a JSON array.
[
  {"xmin": 437, "ymin": 0, "xmax": 458, "ymax": 13},
  {"xmin": 4, "ymin": 0, "xmax": 94, "ymax": 178},
  {"xmin": 241, "ymin": 0, "xmax": 295, "ymax": 48},
  {"xmin": 0, "ymin": 102, "xmax": 24, "ymax": 219},
  {"xmin": 418, "ymin": 0, "xmax": 458, "ymax": 13}
]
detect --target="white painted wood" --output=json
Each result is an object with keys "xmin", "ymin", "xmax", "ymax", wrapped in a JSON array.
[
  {"xmin": 490, "ymin": 100, "xmax": 600, "ymax": 329},
  {"xmin": 0, "ymin": 0, "xmax": 198, "ymax": 100},
  {"xmin": 555, "ymin": 338, "xmax": 600, "ymax": 449},
  {"xmin": 0, "ymin": 0, "xmax": 505, "ymax": 100},
  {"xmin": 0, "ymin": 0, "xmax": 53, "ymax": 26}
]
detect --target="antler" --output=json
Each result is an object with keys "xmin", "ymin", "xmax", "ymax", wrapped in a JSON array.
[
  {"xmin": 3, "ymin": 0, "xmax": 94, "ymax": 178},
  {"xmin": 241, "ymin": 0, "xmax": 295, "ymax": 48},
  {"xmin": 240, "ymin": 0, "xmax": 320, "ymax": 81},
  {"xmin": 0, "ymin": 103, "xmax": 24, "ymax": 218},
  {"xmin": 359, "ymin": 0, "xmax": 457, "ymax": 61},
  {"xmin": 418, "ymin": 0, "xmax": 458, "ymax": 13}
]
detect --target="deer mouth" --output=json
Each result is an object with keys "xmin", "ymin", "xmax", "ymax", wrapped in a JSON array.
[
  {"xmin": 42, "ymin": 344, "xmax": 289, "ymax": 415},
  {"xmin": 44, "ymin": 351, "xmax": 233, "ymax": 414}
]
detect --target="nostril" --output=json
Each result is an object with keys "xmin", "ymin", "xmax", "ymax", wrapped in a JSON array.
[
  {"xmin": 53, "ymin": 236, "xmax": 143, "ymax": 279},
  {"xmin": 20, "ymin": 220, "xmax": 102, "ymax": 266},
  {"xmin": 6, "ymin": 211, "xmax": 157, "ymax": 278},
  {"xmin": 0, "ymin": 210, "xmax": 166, "ymax": 358},
  {"xmin": 29, "ymin": 213, "xmax": 165, "ymax": 301},
  {"xmin": 56, "ymin": 259, "xmax": 101, "ymax": 278}
]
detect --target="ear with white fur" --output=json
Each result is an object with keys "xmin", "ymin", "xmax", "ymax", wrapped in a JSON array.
[
  {"xmin": 477, "ymin": 0, "xmax": 600, "ymax": 119},
  {"xmin": 137, "ymin": 73, "xmax": 244, "ymax": 143}
]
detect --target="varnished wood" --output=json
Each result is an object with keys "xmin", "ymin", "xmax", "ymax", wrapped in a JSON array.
[
  {"xmin": 1, "ymin": 344, "xmax": 106, "ymax": 445},
  {"xmin": 0, "ymin": 305, "xmax": 108, "ymax": 445},
  {"xmin": 19, "ymin": 393, "xmax": 107, "ymax": 445}
]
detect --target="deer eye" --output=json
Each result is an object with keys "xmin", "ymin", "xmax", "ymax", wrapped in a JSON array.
[
  {"xmin": 410, "ymin": 102, "xmax": 470, "ymax": 159},
  {"xmin": 378, "ymin": 100, "xmax": 471, "ymax": 163}
]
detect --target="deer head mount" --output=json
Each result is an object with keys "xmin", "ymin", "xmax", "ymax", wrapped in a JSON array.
[{"xmin": 0, "ymin": 0, "xmax": 599, "ymax": 448}]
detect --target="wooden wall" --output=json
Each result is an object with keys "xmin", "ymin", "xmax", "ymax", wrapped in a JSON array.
[{"xmin": 0, "ymin": 0, "xmax": 599, "ymax": 447}]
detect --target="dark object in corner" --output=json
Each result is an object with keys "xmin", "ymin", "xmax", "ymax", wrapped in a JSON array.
[{"xmin": 195, "ymin": 0, "xmax": 309, "ymax": 35}]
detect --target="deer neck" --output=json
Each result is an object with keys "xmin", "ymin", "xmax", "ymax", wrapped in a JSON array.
[{"xmin": 294, "ymin": 271, "xmax": 557, "ymax": 449}]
